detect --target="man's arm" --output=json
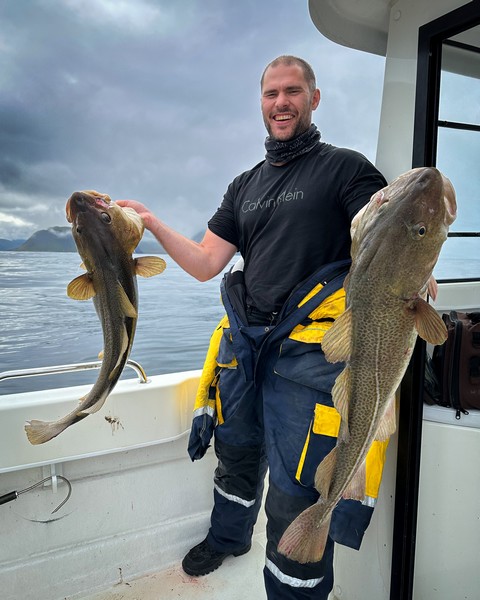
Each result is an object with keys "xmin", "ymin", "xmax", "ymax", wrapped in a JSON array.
[{"xmin": 116, "ymin": 199, "xmax": 237, "ymax": 282}]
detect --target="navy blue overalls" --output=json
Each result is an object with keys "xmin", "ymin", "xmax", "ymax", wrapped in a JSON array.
[{"xmin": 188, "ymin": 259, "xmax": 385, "ymax": 599}]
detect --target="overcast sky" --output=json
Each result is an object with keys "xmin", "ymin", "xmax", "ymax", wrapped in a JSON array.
[{"xmin": 0, "ymin": 0, "xmax": 385, "ymax": 241}]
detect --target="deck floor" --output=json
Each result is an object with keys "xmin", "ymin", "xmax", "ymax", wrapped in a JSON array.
[{"xmin": 81, "ymin": 532, "xmax": 268, "ymax": 600}]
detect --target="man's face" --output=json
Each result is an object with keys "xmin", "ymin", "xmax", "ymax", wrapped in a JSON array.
[{"xmin": 261, "ymin": 63, "xmax": 320, "ymax": 142}]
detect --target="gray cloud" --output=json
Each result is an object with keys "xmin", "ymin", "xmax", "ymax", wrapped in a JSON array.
[{"xmin": 0, "ymin": 0, "xmax": 385, "ymax": 240}]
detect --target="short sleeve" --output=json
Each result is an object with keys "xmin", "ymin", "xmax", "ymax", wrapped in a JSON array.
[{"xmin": 207, "ymin": 183, "xmax": 239, "ymax": 248}]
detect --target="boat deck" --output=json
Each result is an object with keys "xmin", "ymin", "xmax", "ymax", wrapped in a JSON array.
[{"xmin": 80, "ymin": 531, "xmax": 268, "ymax": 600}]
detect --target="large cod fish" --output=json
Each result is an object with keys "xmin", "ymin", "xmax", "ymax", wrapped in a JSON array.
[
  {"xmin": 278, "ymin": 167, "xmax": 457, "ymax": 563},
  {"xmin": 25, "ymin": 190, "xmax": 166, "ymax": 445}
]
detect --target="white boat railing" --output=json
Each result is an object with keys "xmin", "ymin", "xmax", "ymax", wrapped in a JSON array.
[
  {"xmin": 0, "ymin": 367, "xmax": 201, "ymax": 474},
  {"xmin": 0, "ymin": 358, "xmax": 149, "ymax": 385}
]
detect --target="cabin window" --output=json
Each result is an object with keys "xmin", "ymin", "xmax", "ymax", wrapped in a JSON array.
[
  {"xmin": 437, "ymin": 33, "xmax": 480, "ymax": 280},
  {"xmin": 413, "ymin": 8, "xmax": 480, "ymax": 281}
]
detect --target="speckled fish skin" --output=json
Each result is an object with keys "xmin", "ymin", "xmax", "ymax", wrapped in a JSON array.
[
  {"xmin": 277, "ymin": 167, "xmax": 457, "ymax": 564},
  {"xmin": 24, "ymin": 190, "xmax": 166, "ymax": 444}
]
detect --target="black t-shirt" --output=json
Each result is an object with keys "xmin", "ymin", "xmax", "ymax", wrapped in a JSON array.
[{"xmin": 208, "ymin": 141, "xmax": 387, "ymax": 313}]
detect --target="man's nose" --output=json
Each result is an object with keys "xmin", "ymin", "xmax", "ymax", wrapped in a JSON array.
[{"xmin": 275, "ymin": 92, "xmax": 289, "ymax": 108}]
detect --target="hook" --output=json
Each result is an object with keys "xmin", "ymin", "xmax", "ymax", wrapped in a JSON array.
[{"xmin": 0, "ymin": 475, "xmax": 72, "ymax": 514}]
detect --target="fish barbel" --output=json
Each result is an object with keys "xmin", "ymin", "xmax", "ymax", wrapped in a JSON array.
[
  {"xmin": 278, "ymin": 167, "xmax": 457, "ymax": 563},
  {"xmin": 25, "ymin": 190, "xmax": 166, "ymax": 444}
]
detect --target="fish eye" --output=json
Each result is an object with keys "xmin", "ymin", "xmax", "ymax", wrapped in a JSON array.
[
  {"xmin": 417, "ymin": 224, "xmax": 427, "ymax": 237},
  {"xmin": 101, "ymin": 212, "xmax": 112, "ymax": 224}
]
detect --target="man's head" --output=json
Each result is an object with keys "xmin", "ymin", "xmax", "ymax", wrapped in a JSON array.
[{"xmin": 260, "ymin": 56, "xmax": 321, "ymax": 142}]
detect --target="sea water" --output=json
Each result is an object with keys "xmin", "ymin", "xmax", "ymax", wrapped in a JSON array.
[
  {"xmin": 1, "ymin": 250, "xmax": 478, "ymax": 395},
  {"xmin": 0, "ymin": 252, "xmax": 231, "ymax": 395}
]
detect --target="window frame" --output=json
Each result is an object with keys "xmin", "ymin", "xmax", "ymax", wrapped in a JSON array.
[{"xmin": 391, "ymin": 4, "xmax": 480, "ymax": 600}]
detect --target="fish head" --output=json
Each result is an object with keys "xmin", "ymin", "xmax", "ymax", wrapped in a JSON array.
[
  {"xmin": 66, "ymin": 190, "xmax": 144, "ymax": 267},
  {"xmin": 350, "ymin": 167, "xmax": 457, "ymax": 297}
]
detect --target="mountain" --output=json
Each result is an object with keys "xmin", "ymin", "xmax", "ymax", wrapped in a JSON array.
[
  {"xmin": 16, "ymin": 227, "xmax": 77, "ymax": 252},
  {"xmin": 2, "ymin": 227, "xmax": 203, "ymax": 253},
  {"xmin": 0, "ymin": 238, "xmax": 26, "ymax": 251},
  {"xmin": 0, "ymin": 227, "xmax": 165, "ymax": 254}
]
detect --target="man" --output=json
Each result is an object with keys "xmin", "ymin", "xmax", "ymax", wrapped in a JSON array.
[{"xmin": 117, "ymin": 55, "xmax": 387, "ymax": 600}]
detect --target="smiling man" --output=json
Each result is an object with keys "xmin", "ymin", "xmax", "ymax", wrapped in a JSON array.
[
  {"xmin": 261, "ymin": 57, "xmax": 320, "ymax": 144},
  {"xmin": 117, "ymin": 55, "xmax": 387, "ymax": 600}
]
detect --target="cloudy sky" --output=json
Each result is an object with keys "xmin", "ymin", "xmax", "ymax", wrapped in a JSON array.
[{"xmin": 0, "ymin": 0, "xmax": 385, "ymax": 241}]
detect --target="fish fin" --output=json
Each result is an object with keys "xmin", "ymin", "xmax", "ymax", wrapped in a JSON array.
[
  {"xmin": 343, "ymin": 461, "xmax": 366, "ymax": 501},
  {"xmin": 413, "ymin": 298, "xmax": 448, "ymax": 345},
  {"xmin": 332, "ymin": 367, "xmax": 351, "ymax": 430},
  {"xmin": 98, "ymin": 350, "xmax": 104, "ymax": 360},
  {"xmin": 76, "ymin": 392, "xmax": 106, "ymax": 416},
  {"xmin": 321, "ymin": 308, "xmax": 353, "ymax": 363},
  {"xmin": 375, "ymin": 395, "xmax": 397, "ymax": 441},
  {"xmin": 80, "ymin": 262, "xmax": 87, "ymax": 270},
  {"xmin": 67, "ymin": 274, "xmax": 96, "ymax": 300},
  {"xmin": 24, "ymin": 413, "xmax": 88, "ymax": 445},
  {"xmin": 108, "ymin": 325, "xmax": 129, "ymax": 382},
  {"xmin": 338, "ymin": 420, "xmax": 350, "ymax": 444},
  {"xmin": 277, "ymin": 504, "xmax": 331, "ymax": 564},
  {"xmin": 135, "ymin": 256, "xmax": 167, "ymax": 278},
  {"xmin": 82, "ymin": 399, "xmax": 108, "ymax": 415},
  {"xmin": 117, "ymin": 283, "xmax": 137, "ymax": 318},
  {"xmin": 76, "ymin": 392, "xmax": 89, "ymax": 408},
  {"xmin": 314, "ymin": 446, "xmax": 338, "ymax": 499}
]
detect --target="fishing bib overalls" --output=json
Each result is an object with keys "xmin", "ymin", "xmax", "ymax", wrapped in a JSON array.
[{"xmin": 188, "ymin": 259, "xmax": 389, "ymax": 599}]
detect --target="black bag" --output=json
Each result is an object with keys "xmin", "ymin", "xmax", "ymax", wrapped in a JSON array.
[{"xmin": 427, "ymin": 311, "xmax": 480, "ymax": 419}]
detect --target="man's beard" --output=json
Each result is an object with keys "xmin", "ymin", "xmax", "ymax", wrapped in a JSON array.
[{"xmin": 265, "ymin": 114, "xmax": 311, "ymax": 141}]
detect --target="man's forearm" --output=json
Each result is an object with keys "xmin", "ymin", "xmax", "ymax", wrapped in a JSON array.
[{"xmin": 116, "ymin": 200, "xmax": 236, "ymax": 281}]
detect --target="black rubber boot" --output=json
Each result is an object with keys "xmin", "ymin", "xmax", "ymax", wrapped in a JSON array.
[{"xmin": 181, "ymin": 538, "xmax": 252, "ymax": 576}]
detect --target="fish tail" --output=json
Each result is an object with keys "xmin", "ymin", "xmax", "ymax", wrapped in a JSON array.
[
  {"xmin": 278, "ymin": 504, "xmax": 331, "ymax": 564},
  {"xmin": 25, "ymin": 413, "xmax": 88, "ymax": 445}
]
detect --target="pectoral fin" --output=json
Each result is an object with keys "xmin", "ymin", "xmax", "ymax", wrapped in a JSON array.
[
  {"xmin": 67, "ymin": 274, "xmax": 96, "ymax": 300},
  {"xmin": 135, "ymin": 256, "xmax": 166, "ymax": 278},
  {"xmin": 321, "ymin": 308, "xmax": 353, "ymax": 363},
  {"xmin": 413, "ymin": 298, "xmax": 447, "ymax": 345},
  {"xmin": 117, "ymin": 283, "xmax": 137, "ymax": 318}
]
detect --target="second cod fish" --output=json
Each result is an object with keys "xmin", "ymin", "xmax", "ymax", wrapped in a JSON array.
[
  {"xmin": 278, "ymin": 167, "xmax": 457, "ymax": 563},
  {"xmin": 25, "ymin": 190, "xmax": 166, "ymax": 445}
]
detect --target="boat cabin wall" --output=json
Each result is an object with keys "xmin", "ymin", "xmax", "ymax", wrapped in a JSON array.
[{"xmin": 375, "ymin": 0, "xmax": 469, "ymax": 181}]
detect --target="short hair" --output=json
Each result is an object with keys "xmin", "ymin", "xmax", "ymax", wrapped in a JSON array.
[{"xmin": 260, "ymin": 55, "xmax": 317, "ymax": 92}]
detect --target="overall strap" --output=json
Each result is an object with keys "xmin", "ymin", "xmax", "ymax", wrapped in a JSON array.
[
  {"xmin": 221, "ymin": 258, "xmax": 351, "ymax": 383},
  {"xmin": 254, "ymin": 259, "xmax": 351, "ymax": 380},
  {"xmin": 220, "ymin": 272, "xmax": 259, "ymax": 381}
]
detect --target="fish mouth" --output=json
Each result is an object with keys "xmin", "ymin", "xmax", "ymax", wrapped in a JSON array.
[{"xmin": 66, "ymin": 191, "xmax": 112, "ymax": 224}]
